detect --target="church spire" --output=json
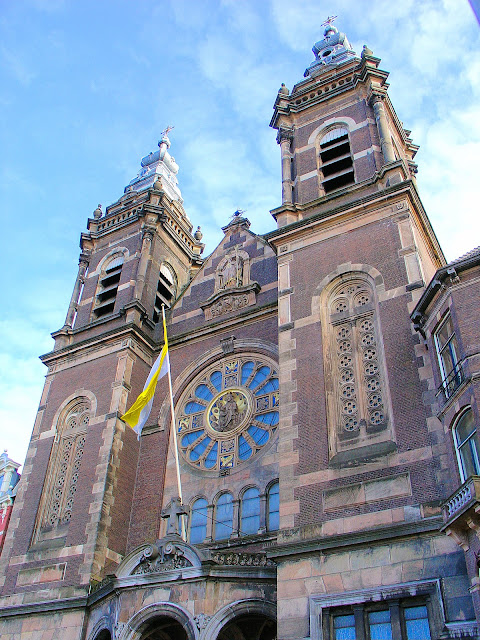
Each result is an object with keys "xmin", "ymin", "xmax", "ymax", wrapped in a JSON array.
[
  {"xmin": 125, "ymin": 126, "xmax": 183, "ymax": 202},
  {"xmin": 304, "ymin": 17, "xmax": 357, "ymax": 77}
]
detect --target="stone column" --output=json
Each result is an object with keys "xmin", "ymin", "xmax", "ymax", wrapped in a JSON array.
[
  {"xmin": 276, "ymin": 127, "xmax": 294, "ymax": 204},
  {"xmin": 259, "ymin": 492, "xmax": 267, "ymax": 534},
  {"xmin": 64, "ymin": 253, "xmax": 90, "ymax": 327},
  {"xmin": 231, "ymin": 498, "xmax": 240, "ymax": 538},
  {"xmin": 206, "ymin": 504, "xmax": 214, "ymax": 541},
  {"xmin": 370, "ymin": 94, "xmax": 396, "ymax": 164},
  {"xmin": 134, "ymin": 227, "xmax": 155, "ymax": 301}
]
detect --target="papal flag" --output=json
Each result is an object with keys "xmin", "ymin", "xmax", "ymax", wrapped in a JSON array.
[{"xmin": 121, "ymin": 315, "xmax": 170, "ymax": 438}]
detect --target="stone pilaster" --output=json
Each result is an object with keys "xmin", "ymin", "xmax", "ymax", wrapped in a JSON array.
[
  {"xmin": 370, "ymin": 93, "xmax": 396, "ymax": 164},
  {"xmin": 134, "ymin": 226, "xmax": 155, "ymax": 301},
  {"xmin": 276, "ymin": 127, "xmax": 294, "ymax": 204},
  {"xmin": 64, "ymin": 252, "xmax": 90, "ymax": 328}
]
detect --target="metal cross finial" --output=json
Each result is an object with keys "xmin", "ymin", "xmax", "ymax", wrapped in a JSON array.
[
  {"xmin": 231, "ymin": 209, "xmax": 245, "ymax": 219},
  {"xmin": 321, "ymin": 15, "xmax": 338, "ymax": 27},
  {"xmin": 161, "ymin": 125, "xmax": 174, "ymax": 137}
]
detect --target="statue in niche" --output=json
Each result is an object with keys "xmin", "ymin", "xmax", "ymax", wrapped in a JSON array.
[{"xmin": 219, "ymin": 251, "xmax": 244, "ymax": 290}]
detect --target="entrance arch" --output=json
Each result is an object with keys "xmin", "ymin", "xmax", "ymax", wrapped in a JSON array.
[
  {"xmin": 204, "ymin": 599, "xmax": 276, "ymax": 640},
  {"xmin": 216, "ymin": 613, "xmax": 276, "ymax": 640},
  {"xmin": 122, "ymin": 603, "xmax": 197, "ymax": 640},
  {"xmin": 138, "ymin": 616, "xmax": 189, "ymax": 640}
]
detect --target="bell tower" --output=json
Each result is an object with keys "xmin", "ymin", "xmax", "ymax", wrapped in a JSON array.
[
  {"xmin": 271, "ymin": 18, "xmax": 420, "ymax": 226},
  {"xmin": 266, "ymin": 20, "xmax": 466, "ymax": 640},
  {"xmin": 0, "ymin": 131, "xmax": 204, "ymax": 611}
]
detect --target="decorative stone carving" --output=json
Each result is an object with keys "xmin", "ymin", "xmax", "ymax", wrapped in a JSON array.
[
  {"xmin": 210, "ymin": 293, "xmax": 250, "ymax": 318},
  {"xmin": 132, "ymin": 540, "xmax": 193, "ymax": 574},
  {"xmin": 211, "ymin": 551, "xmax": 275, "ymax": 567},
  {"xmin": 194, "ymin": 614, "xmax": 212, "ymax": 631},
  {"xmin": 201, "ymin": 247, "xmax": 261, "ymax": 320}
]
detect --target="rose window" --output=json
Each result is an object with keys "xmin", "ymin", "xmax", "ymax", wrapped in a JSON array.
[{"xmin": 177, "ymin": 356, "xmax": 279, "ymax": 471}]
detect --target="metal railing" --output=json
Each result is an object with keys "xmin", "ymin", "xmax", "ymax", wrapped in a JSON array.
[{"xmin": 439, "ymin": 361, "xmax": 465, "ymax": 400}]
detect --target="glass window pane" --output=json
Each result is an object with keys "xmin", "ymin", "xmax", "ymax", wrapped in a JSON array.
[
  {"xmin": 456, "ymin": 410, "xmax": 475, "ymax": 444},
  {"xmin": 215, "ymin": 493, "xmax": 233, "ymax": 540},
  {"xmin": 267, "ymin": 482, "xmax": 279, "ymax": 531},
  {"xmin": 436, "ymin": 317, "xmax": 454, "ymax": 349},
  {"xmin": 460, "ymin": 437, "xmax": 480, "ymax": 477},
  {"xmin": 368, "ymin": 609, "xmax": 392, "ymax": 640},
  {"xmin": 190, "ymin": 498, "xmax": 208, "ymax": 544},
  {"xmin": 404, "ymin": 606, "xmax": 431, "ymax": 640},
  {"xmin": 241, "ymin": 487, "xmax": 260, "ymax": 535},
  {"xmin": 333, "ymin": 614, "xmax": 356, "ymax": 640}
]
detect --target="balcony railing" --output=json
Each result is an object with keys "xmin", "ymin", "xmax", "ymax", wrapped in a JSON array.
[
  {"xmin": 438, "ymin": 361, "xmax": 465, "ymax": 401},
  {"xmin": 442, "ymin": 475, "xmax": 480, "ymax": 527}
]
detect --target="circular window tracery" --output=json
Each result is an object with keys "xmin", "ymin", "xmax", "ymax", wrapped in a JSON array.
[{"xmin": 177, "ymin": 355, "xmax": 279, "ymax": 472}]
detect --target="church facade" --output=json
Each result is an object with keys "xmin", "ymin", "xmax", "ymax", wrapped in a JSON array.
[{"xmin": 1, "ymin": 22, "xmax": 480, "ymax": 640}]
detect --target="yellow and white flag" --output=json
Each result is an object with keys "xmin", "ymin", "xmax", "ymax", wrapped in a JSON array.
[{"xmin": 121, "ymin": 316, "xmax": 169, "ymax": 438}]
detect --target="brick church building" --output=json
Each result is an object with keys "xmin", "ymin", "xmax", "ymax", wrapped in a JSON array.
[{"xmin": 1, "ymin": 21, "xmax": 480, "ymax": 640}]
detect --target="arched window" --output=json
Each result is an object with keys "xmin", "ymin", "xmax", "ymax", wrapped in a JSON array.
[
  {"xmin": 153, "ymin": 263, "xmax": 177, "ymax": 322},
  {"xmin": 267, "ymin": 481, "xmax": 279, "ymax": 531},
  {"xmin": 214, "ymin": 493, "xmax": 233, "ymax": 541},
  {"xmin": 94, "ymin": 255, "xmax": 124, "ymax": 318},
  {"xmin": 454, "ymin": 409, "xmax": 480, "ymax": 481},
  {"xmin": 319, "ymin": 127, "xmax": 354, "ymax": 193},
  {"xmin": 322, "ymin": 273, "xmax": 394, "ymax": 464},
  {"xmin": 240, "ymin": 487, "xmax": 260, "ymax": 535},
  {"xmin": 190, "ymin": 498, "xmax": 208, "ymax": 544},
  {"xmin": 34, "ymin": 399, "xmax": 90, "ymax": 544}
]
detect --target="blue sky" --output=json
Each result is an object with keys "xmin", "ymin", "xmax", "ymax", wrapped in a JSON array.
[{"xmin": 1, "ymin": 0, "xmax": 479, "ymax": 467}]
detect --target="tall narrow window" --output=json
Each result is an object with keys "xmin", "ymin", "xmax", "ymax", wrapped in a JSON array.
[
  {"xmin": 434, "ymin": 314, "xmax": 463, "ymax": 398},
  {"xmin": 326, "ymin": 276, "xmax": 390, "ymax": 448},
  {"xmin": 240, "ymin": 487, "xmax": 260, "ymax": 535},
  {"xmin": 319, "ymin": 128, "xmax": 354, "ymax": 193},
  {"xmin": 153, "ymin": 263, "xmax": 177, "ymax": 322},
  {"xmin": 454, "ymin": 409, "xmax": 480, "ymax": 481},
  {"xmin": 34, "ymin": 399, "xmax": 90, "ymax": 544},
  {"xmin": 214, "ymin": 493, "xmax": 233, "ymax": 541},
  {"xmin": 189, "ymin": 498, "xmax": 208, "ymax": 544},
  {"xmin": 94, "ymin": 255, "xmax": 124, "ymax": 318},
  {"xmin": 267, "ymin": 481, "xmax": 279, "ymax": 531}
]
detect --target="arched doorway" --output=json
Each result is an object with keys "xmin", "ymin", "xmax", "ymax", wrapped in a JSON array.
[
  {"xmin": 139, "ymin": 616, "xmax": 189, "ymax": 640},
  {"xmin": 216, "ymin": 613, "xmax": 276, "ymax": 640}
]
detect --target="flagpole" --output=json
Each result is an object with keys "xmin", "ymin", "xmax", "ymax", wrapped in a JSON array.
[{"xmin": 162, "ymin": 305, "xmax": 187, "ymax": 541}]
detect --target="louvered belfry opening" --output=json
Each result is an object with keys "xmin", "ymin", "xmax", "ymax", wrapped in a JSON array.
[
  {"xmin": 153, "ymin": 264, "xmax": 176, "ymax": 323},
  {"xmin": 320, "ymin": 127, "xmax": 354, "ymax": 193},
  {"xmin": 94, "ymin": 256, "xmax": 123, "ymax": 318}
]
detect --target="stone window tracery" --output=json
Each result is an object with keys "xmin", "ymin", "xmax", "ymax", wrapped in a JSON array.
[
  {"xmin": 177, "ymin": 354, "xmax": 279, "ymax": 472},
  {"xmin": 35, "ymin": 399, "xmax": 90, "ymax": 540},
  {"xmin": 323, "ymin": 274, "xmax": 393, "ymax": 461}
]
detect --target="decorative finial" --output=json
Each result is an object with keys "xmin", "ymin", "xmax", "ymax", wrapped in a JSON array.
[
  {"xmin": 232, "ymin": 209, "xmax": 245, "ymax": 219},
  {"xmin": 153, "ymin": 176, "xmax": 164, "ymax": 191},
  {"xmin": 362, "ymin": 45, "xmax": 373, "ymax": 57},
  {"xmin": 194, "ymin": 226, "xmax": 203, "ymax": 241},
  {"xmin": 278, "ymin": 83, "xmax": 289, "ymax": 95},
  {"xmin": 93, "ymin": 204, "xmax": 102, "ymax": 219}
]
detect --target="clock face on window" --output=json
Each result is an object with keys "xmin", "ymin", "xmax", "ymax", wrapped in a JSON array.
[{"xmin": 177, "ymin": 355, "xmax": 279, "ymax": 472}]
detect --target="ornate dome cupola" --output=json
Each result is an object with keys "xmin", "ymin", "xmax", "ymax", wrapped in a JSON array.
[
  {"xmin": 125, "ymin": 126, "xmax": 183, "ymax": 202},
  {"xmin": 304, "ymin": 17, "xmax": 357, "ymax": 77}
]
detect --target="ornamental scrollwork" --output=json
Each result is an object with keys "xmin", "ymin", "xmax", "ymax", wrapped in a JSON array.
[
  {"xmin": 132, "ymin": 541, "xmax": 193, "ymax": 574},
  {"xmin": 211, "ymin": 551, "xmax": 275, "ymax": 567}
]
